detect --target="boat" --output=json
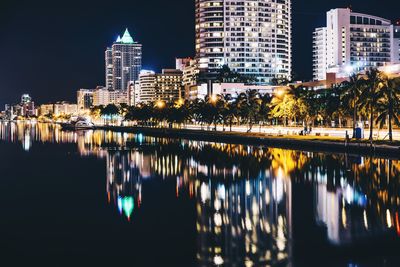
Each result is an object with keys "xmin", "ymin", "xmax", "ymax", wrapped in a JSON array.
[
  {"xmin": 74, "ymin": 121, "xmax": 94, "ymax": 130},
  {"xmin": 61, "ymin": 120, "xmax": 94, "ymax": 130}
]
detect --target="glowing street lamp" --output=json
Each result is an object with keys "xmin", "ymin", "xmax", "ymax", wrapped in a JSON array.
[
  {"xmin": 176, "ymin": 98, "xmax": 184, "ymax": 107},
  {"xmin": 274, "ymin": 88, "xmax": 285, "ymax": 98},
  {"xmin": 156, "ymin": 100, "xmax": 165, "ymax": 109}
]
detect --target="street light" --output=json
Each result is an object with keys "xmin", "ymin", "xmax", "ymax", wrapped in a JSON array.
[
  {"xmin": 176, "ymin": 98, "xmax": 184, "ymax": 107},
  {"xmin": 156, "ymin": 100, "xmax": 165, "ymax": 109},
  {"xmin": 210, "ymin": 94, "xmax": 218, "ymax": 103},
  {"xmin": 274, "ymin": 88, "xmax": 285, "ymax": 98}
]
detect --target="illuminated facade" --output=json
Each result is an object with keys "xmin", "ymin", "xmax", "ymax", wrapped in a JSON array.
[
  {"xmin": 313, "ymin": 8, "xmax": 400, "ymax": 80},
  {"xmin": 105, "ymin": 29, "xmax": 142, "ymax": 90},
  {"xmin": 179, "ymin": 58, "xmax": 207, "ymax": 100},
  {"xmin": 77, "ymin": 89, "xmax": 94, "ymax": 111},
  {"xmin": 92, "ymin": 87, "xmax": 129, "ymax": 106},
  {"xmin": 39, "ymin": 104, "xmax": 54, "ymax": 116},
  {"xmin": 395, "ymin": 26, "xmax": 400, "ymax": 62},
  {"xmin": 53, "ymin": 102, "xmax": 78, "ymax": 116},
  {"xmin": 188, "ymin": 82, "xmax": 277, "ymax": 100},
  {"xmin": 312, "ymin": 27, "xmax": 328, "ymax": 81},
  {"xmin": 195, "ymin": 0, "xmax": 292, "ymax": 84},
  {"xmin": 20, "ymin": 94, "xmax": 35, "ymax": 117},
  {"xmin": 155, "ymin": 69, "xmax": 183, "ymax": 102},
  {"xmin": 40, "ymin": 102, "xmax": 78, "ymax": 116},
  {"xmin": 137, "ymin": 69, "xmax": 183, "ymax": 104},
  {"xmin": 137, "ymin": 70, "xmax": 156, "ymax": 104}
]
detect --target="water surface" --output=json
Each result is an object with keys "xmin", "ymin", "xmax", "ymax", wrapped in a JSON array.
[{"xmin": 0, "ymin": 122, "xmax": 399, "ymax": 266}]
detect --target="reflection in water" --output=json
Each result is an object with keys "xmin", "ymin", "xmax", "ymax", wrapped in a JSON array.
[{"xmin": 1, "ymin": 122, "xmax": 400, "ymax": 266}]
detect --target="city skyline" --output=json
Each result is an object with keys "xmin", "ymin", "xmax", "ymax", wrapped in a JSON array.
[{"xmin": 0, "ymin": 0, "xmax": 399, "ymax": 107}]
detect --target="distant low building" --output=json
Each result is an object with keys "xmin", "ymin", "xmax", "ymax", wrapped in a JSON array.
[
  {"xmin": 4, "ymin": 94, "xmax": 36, "ymax": 119},
  {"xmin": 54, "ymin": 102, "xmax": 78, "ymax": 116},
  {"xmin": 80, "ymin": 86, "xmax": 129, "ymax": 108},
  {"xmin": 39, "ymin": 102, "xmax": 78, "ymax": 117},
  {"xmin": 39, "ymin": 104, "xmax": 54, "ymax": 116}
]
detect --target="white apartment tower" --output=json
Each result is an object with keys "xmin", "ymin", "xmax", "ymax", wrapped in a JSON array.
[
  {"xmin": 137, "ymin": 70, "xmax": 157, "ymax": 104},
  {"xmin": 395, "ymin": 26, "xmax": 400, "ymax": 62},
  {"xmin": 313, "ymin": 8, "xmax": 400, "ymax": 80},
  {"xmin": 105, "ymin": 29, "xmax": 142, "ymax": 90},
  {"xmin": 195, "ymin": 0, "xmax": 292, "ymax": 84}
]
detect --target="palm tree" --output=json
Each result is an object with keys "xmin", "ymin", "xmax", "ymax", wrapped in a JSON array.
[
  {"xmin": 375, "ymin": 77, "xmax": 400, "ymax": 141},
  {"xmin": 341, "ymin": 73, "xmax": 365, "ymax": 138},
  {"xmin": 271, "ymin": 86, "xmax": 306, "ymax": 126},
  {"xmin": 258, "ymin": 93, "xmax": 272, "ymax": 131},
  {"xmin": 101, "ymin": 104, "xmax": 120, "ymax": 125},
  {"xmin": 191, "ymin": 98, "xmax": 206, "ymax": 129},
  {"xmin": 320, "ymin": 84, "xmax": 345, "ymax": 127},
  {"xmin": 205, "ymin": 94, "xmax": 224, "ymax": 130},
  {"xmin": 244, "ymin": 89, "xmax": 261, "ymax": 132},
  {"xmin": 101, "ymin": 104, "xmax": 119, "ymax": 116},
  {"xmin": 271, "ymin": 88, "xmax": 294, "ymax": 126},
  {"xmin": 91, "ymin": 105, "xmax": 103, "ymax": 120},
  {"xmin": 219, "ymin": 94, "xmax": 232, "ymax": 131},
  {"xmin": 235, "ymin": 90, "xmax": 261, "ymax": 132},
  {"xmin": 119, "ymin": 103, "xmax": 130, "ymax": 117},
  {"xmin": 360, "ymin": 68, "xmax": 384, "ymax": 141}
]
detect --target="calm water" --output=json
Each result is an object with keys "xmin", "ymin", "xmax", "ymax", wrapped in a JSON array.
[{"xmin": 0, "ymin": 122, "xmax": 400, "ymax": 266}]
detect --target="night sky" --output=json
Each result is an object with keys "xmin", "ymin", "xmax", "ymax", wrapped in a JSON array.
[{"xmin": 0, "ymin": 0, "xmax": 399, "ymax": 107}]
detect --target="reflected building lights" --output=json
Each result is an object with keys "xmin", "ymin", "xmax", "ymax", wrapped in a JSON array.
[{"xmin": 1, "ymin": 121, "xmax": 400, "ymax": 263}]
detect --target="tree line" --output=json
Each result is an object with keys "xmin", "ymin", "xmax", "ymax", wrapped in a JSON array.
[{"xmin": 92, "ymin": 68, "xmax": 400, "ymax": 142}]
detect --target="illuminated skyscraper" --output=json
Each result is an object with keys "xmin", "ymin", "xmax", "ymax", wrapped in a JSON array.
[
  {"xmin": 313, "ymin": 8, "xmax": 400, "ymax": 80},
  {"xmin": 195, "ymin": 0, "xmax": 292, "ymax": 84},
  {"xmin": 105, "ymin": 29, "xmax": 142, "ymax": 90}
]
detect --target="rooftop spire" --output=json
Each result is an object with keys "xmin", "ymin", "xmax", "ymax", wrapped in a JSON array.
[
  {"xmin": 121, "ymin": 28, "xmax": 134, "ymax": 44},
  {"xmin": 116, "ymin": 35, "xmax": 121, "ymax": 42}
]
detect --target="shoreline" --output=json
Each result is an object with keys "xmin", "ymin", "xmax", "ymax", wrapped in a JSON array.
[{"xmin": 94, "ymin": 125, "xmax": 400, "ymax": 159}]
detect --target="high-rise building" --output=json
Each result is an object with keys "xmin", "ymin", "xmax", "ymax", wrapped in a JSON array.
[
  {"xmin": 312, "ymin": 28, "xmax": 328, "ymax": 81},
  {"xmin": 195, "ymin": 0, "xmax": 292, "ymax": 84},
  {"xmin": 105, "ymin": 29, "xmax": 142, "ymax": 90},
  {"xmin": 394, "ymin": 25, "xmax": 400, "ymax": 62},
  {"xmin": 313, "ymin": 8, "xmax": 400, "ymax": 80},
  {"xmin": 105, "ymin": 48, "xmax": 113, "ymax": 89}
]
